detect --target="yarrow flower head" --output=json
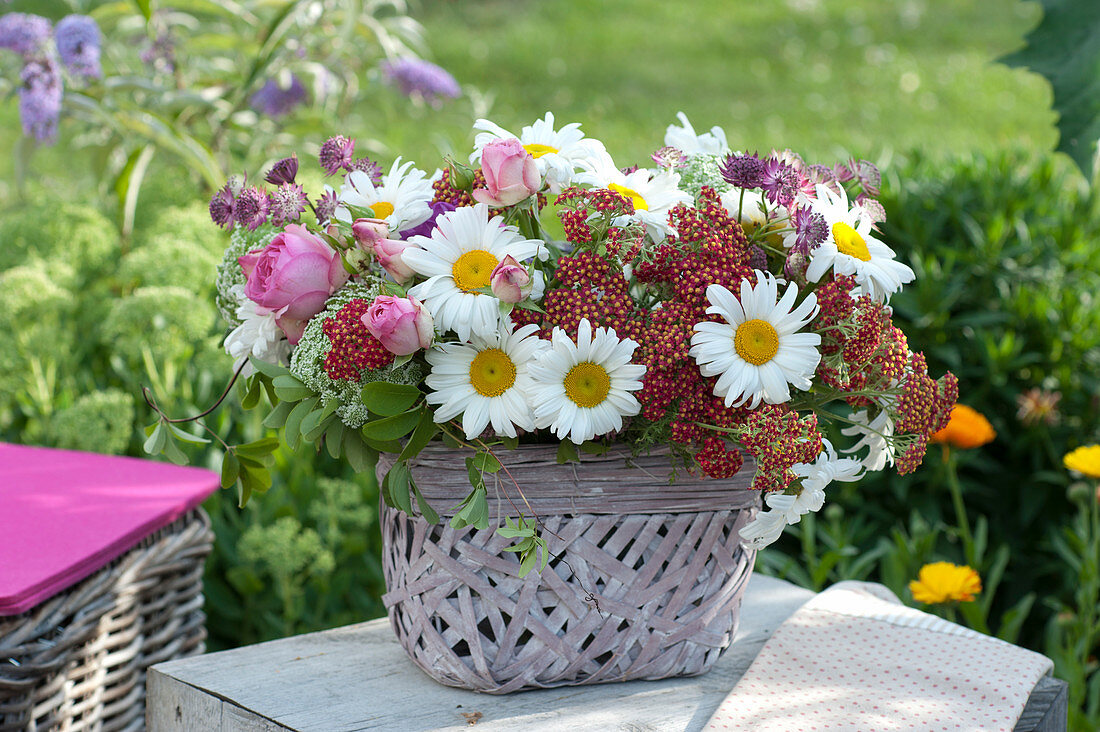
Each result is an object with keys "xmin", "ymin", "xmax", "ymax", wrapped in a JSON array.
[
  {"xmin": 319, "ymin": 135, "xmax": 355, "ymax": 175},
  {"xmin": 380, "ymin": 57, "xmax": 461, "ymax": 104},
  {"xmin": 54, "ymin": 15, "xmax": 102, "ymax": 79},
  {"xmin": 909, "ymin": 562, "xmax": 982, "ymax": 604}
]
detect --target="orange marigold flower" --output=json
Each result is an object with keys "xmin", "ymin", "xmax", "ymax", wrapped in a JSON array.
[
  {"xmin": 1064, "ymin": 445, "xmax": 1100, "ymax": 480},
  {"xmin": 929, "ymin": 404, "xmax": 995, "ymax": 449},
  {"xmin": 909, "ymin": 561, "xmax": 982, "ymax": 604}
]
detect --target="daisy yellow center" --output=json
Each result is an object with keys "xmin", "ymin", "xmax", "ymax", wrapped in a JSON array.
[
  {"xmin": 734, "ymin": 319, "xmax": 779, "ymax": 366},
  {"xmin": 371, "ymin": 201, "xmax": 395, "ymax": 219},
  {"xmin": 523, "ymin": 143, "xmax": 559, "ymax": 159},
  {"xmin": 608, "ymin": 183, "xmax": 649, "ymax": 211},
  {"xmin": 469, "ymin": 348, "xmax": 516, "ymax": 397},
  {"xmin": 832, "ymin": 222, "xmax": 871, "ymax": 261},
  {"xmin": 451, "ymin": 249, "xmax": 499, "ymax": 293},
  {"xmin": 563, "ymin": 361, "xmax": 611, "ymax": 408}
]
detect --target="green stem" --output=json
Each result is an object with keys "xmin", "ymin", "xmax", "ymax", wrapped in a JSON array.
[{"xmin": 944, "ymin": 447, "xmax": 976, "ymax": 566}]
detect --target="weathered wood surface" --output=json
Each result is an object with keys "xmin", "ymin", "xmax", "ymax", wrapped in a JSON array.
[{"xmin": 147, "ymin": 575, "xmax": 1068, "ymax": 731}]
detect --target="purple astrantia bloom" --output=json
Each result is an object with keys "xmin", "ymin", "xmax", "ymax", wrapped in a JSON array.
[
  {"xmin": 856, "ymin": 194, "xmax": 887, "ymax": 224},
  {"xmin": 0, "ymin": 13, "xmax": 51, "ymax": 57},
  {"xmin": 19, "ymin": 58, "xmax": 62, "ymax": 142},
  {"xmin": 269, "ymin": 183, "xmax": 309, "ymax": 226},
  {"xmin": 346, "ymin": 156, "xmax": 382, "ymax": 184},
  {"xmin": 719, "ymin": 153, "xmax": 765, "ymax": 189},
  {"xmin": 836, "ymin": 158, "xmax": 881, "ymax": 196},
  {"xmin": 209, "ymin": 182, "xmax": 237, "ymax": 229},
  {"xmin": 399, "ymin": 201, "xmax": 456, "ymax": 240},
  {"xmin": 759, "ymin": 158, "xmax": 800, "ymax": 208},
  {"xmin": 55, "ymin": 15, "xmax": 101, "ymax": 79},
  {"xmin": 380, "ymin": 57, "xmax": 460, "ymax": 104},
  {"xmin": 313, "ymin": 189, "xmax": 339, "ymax": 225},
  {"xmin": 790, "ymin": 207, "xmax": 828, "ymax": 255},
  {"xmin": 265, "ymin": 154, "xmax": 299, "ymax": 186},
  {"xmin": 651, "ymin": 146, "xmax": 686, "ymax": 169},
  {"xmin": 319, "ymin": 135, "xmax": 354, "ymax": 175},
  {"xmin": 251, "ymin": 74, "xmax": 307, "ymax": 119},
  {"xmin": 233, "ymin": 187, "xmax": 271, "ymax": 231}
]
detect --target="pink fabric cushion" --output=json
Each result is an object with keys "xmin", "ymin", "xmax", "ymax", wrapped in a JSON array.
[{"xmin": 0, "ymin": 443, "xmax": 219, "ymax": 616}]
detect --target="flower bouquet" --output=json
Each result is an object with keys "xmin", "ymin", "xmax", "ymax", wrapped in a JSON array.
[{"xmin": 146, "ymin": 112, "xmax": 957, "ymax": 691}]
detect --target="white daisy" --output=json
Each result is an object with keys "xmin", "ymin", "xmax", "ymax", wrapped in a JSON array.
[
  {"xmin": 739, "ymin": 440, "xmax": 864, "ymax": 549},
  {"xmin": 335, "ymin": 157, "xmax": 433, "ymax": 235},
  {"xmin": 425, "ymin": 321, "xmax": 547, "ymax": 440},
  {"xmin": 470, "ymin": 112, "xmax": 608, "ymax": 194},
  {"xmin": 801, "ymin": 184, "xmax": 915, "ymax": 302},
  {"xmin": 663, "ymin": 111, "xmax": 730, "ymax": 157},
  {"xmin": 224, "ymin": 285, "xmax": 291, "ymax": 377},
  {"xmin": 841, "ymin": 406, "xmax": 897, "ymax": 471},
  {"xmin": 574, "ymin": 151, "xmax": 692, "ymax": 241},
  {"xmin": 403, "ymin": 203, "xmax": 547, "ymax": 342},
  {"xmin": 527, "ymin": 319, "xmax": 646, "ymax": 444},
  {"xmin": 689, "ymin": 272, "xmax": 821, "ymax": 409}
]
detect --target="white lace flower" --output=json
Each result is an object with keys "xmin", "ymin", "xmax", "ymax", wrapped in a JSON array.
[
  {"xmin": 470, "ymin": 112, "xmax": 608, "ymax": 194},
  {"xmin": 224, "ymin": 285, "xmax": 291, "ymax": 377},
  {"xmin": 335, "ymin": 157, "xmax": 433, "ymax": 235},
  {"xmin": 739, "ymin": 441, "xmax": 864, "ymax": 549},
  {"xmin": 663, "ymin": 111, "xmax": 730, "ymax": 157}
]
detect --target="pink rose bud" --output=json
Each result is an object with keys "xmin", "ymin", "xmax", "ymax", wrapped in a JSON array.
[
  {"xmin": 351, "ymin": 218, "xmax": 390, "ymax": 249},
  {"xmin": 489, "ymin": 255, "xmax": 532, "ymax": 303},
  {"xmin": 472, "ymin": 138, "xmax": 540, "ymax": 207},
  {"xmin": 240, "ymin": 224, "xmax": 350, "ymax": 344},
  {"xmin": 372, "ymin": 238, "xmax": 416, "ymax": 284},
  {"xmin": 362, "ymin": 295, "xmax": 434, "ymax": 356}
]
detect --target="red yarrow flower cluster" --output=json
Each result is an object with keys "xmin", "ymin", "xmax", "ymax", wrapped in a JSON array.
[
  {"xmin": 322, "ymin": 298, "xmax": 395, "ymax": 380},
  {"xmin": 739, "ymin": 405, "xmax": 823, "ymax": 491},
  {"xmin": 696, "ymin": 436, "xmax": 745, "ymax": 479}
]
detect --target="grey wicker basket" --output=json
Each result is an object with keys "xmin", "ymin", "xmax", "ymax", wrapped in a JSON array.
[
  {"xmin": 380, "ymin": 443, "xmax": 761, "ymax": 694},
  {"xmin": 0, "ymin": 509, "xmax": 213, "ymax": 731}
]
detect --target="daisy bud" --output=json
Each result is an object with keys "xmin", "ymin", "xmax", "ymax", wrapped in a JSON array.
[{"xmin": 489, "ymin": 255, "xmax": 532, "ymax": 303}]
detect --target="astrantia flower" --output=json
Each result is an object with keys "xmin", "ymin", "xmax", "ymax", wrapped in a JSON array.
[
  {"xmin": 689, "ymin": 272, "xmax": 821, "ymax": 409},
  {"xmin": 380, "ymin": 57, "xmax": 461, "ymax": 104},
  {"xmin": 575, "ymin": 152, "xmax": 692, "ymax": 241},
  {"xmin": 335, "ymin": 157, "xmax": 433, "ymax": 236},
  {"xmin": 663, "ymin": 112, "xmax": 730, "ymax": 157},
  {"xmin": 224, "ymin": 286, "xmax": 291, "ymax": 377},
  {"xmin": 527, "ymin": 319, "xmax": 646, "ymax": 444},
  {"xmin": 403, "ymin": 203, "xmax": 546, "ymax": 342},
  {"xmin": 790, "ymin": 207, "xmax": 828, "ymax": 254},
  {"xmin": 425, "ymin": 322, "xmax": 547, "ymax": 439},
  {"xmin": 232, "ymin": 186, "xmax": 270, "ymax": 231},
  {"xmin": 269, "ymin": 183, "xmax": 308, "ymax": 226},
  {"xmin": 841, "ymin": 407, "xmax": 897, "ymax": 472},
  {"xmin": 803, "ymin": 184, "xmax": 915, "ymax": 302},
  {"xmin": 909, "ymin": 562, "xmax": 982, "ymax": 604},
  {"xmin": 346, "ymin": 156, "xmax": 383, "ymax": 184},
  {"xmin": 55, "ymin": 15, "xmax": 101, "ymax": 79},
  {"xmin": 313, "ymin": 188, "xmax": 339, "ymax": 226},
  {"xmin": 739, "ymin": 440, "xmax": 864, "ymax": 549},
  {"xmin": 319, "ymin": 135, "xmax": 355, "ymax": 175},
  {"xmin": 1064, "ymin": 445, "xmax": 1100, "ymax": 480},
  {"xmin": 719, "ymin": 152, "xmax": 766, "ymax": 189},
  {"xmin": 1016, "ymin": 387, "xmax": 1061, "ymax": 426},
  {"xmin": 759, "ymin": 158, "xmax": 801, "ymax": 208},
  {"xmin": 209, "ymin": 182, "xmax": 237, "ymax": 229},
  {"xmin": 265, "ymin": 155, "xmax": 299, "ymax": 186},
  {"xmin": 470, "ymin": 113, "xmax": 607, "ymax": 194}
]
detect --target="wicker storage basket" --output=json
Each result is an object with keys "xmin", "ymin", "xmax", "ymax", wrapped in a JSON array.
[
  {"xmin": 0, "ymin": 509, "xmax": 213, "ymax": 732},
  {"xmin": 380, "ymin": 443, "xmax": 760, "ymax": 694}
]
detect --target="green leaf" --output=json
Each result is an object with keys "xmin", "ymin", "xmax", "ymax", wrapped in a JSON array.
[
  {"xmin": 220, "ymin": 451, "xmax": 240, "ymax": 490},
  {"xmin": 1001, "ymin": 0, "xmax": 1100, "ymax": 180},
  {"xmin": 579, "ymin": 440, "xmax": 610, "ymax": 456},
  {"xmin": 556, "ymin": 441, "xmax": 579, "ymax": 464},
  {"xmin": 285, "ymin": 397, "xmax": 320, "ymax": 445},
  {"xmin": 361, "ymin": 409, "xmax": 421, "ymax": 441},
  {"xmin": 132, "ymin": 0, "xmax": 152, "ymax": 22},
  {"xmin": 469, "ymin": 451, "xmax": 502, "ymax": 474},
  {"xmin": 249, "ymin": 358, "xmax": 290, "ymax": 380},
  {"xmin": 167, "ymin": 422, "xmax": 211, "ymax": 445},
  {"xmin": 262, "ymin": 400, "xmax": 295, "ymax": 429},
  {"xmin": 236, "ymin": 436, "xmax": 280, "ymax": 458},
  {"xmin": 273, "ymin": 374, "xmax": 314, "ymax": 402},
  {"xmin": 412, "ymin": 480, "xmax": 440, "ymax": 524},
  {"xmin": 325, "ymin": 424, "xmax": 345, "ymax": 459},
  {"xmin": 361, "ymin": 382, "xmax": 422, "ymax": 417},
  {"xmin": 241, "ymin": 376, "xmax": 262, "ymax": 410},
  {"xmin": 385, "ymin": 462, "xmax": 413, "ymax": 514},
  {"xmin": 162, "ymin": 436, "xmax": 189, "ymax": 466},
  {"xmin": 398, "ymin": 408, "xmax": 439, "ymax": 462},
  {"xmin": 143, "ymin": 421, "xmax": 167, "ymax": 455},
  {"xmin": 363, "ymin": 437, "xmax": 404, "ymax": 453},
  {"xmin": 343, "ymin": 430, "xmax": 379, "ymax": 473},
  {"xmin": 115, "ymin": 144, "xmax": 155, "ymax": 239}
]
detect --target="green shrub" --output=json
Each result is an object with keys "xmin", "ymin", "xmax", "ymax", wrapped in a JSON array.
[
  {"xmin": 102, "ymin": 286, "xmax": 218, "ymax": 366},
  {"xmin": 48, "ymin": 389, "xmax": 136, "ymax": 455},
  {"xmin": 0, "ymin": 199, "xmax": 118, "ymax": 279},
  {"xmin": 118, "ymin": 236, "xmax": 219, "ymax": 293}
]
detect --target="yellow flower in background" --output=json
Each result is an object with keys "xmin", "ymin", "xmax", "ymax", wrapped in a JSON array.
[
  {"xmin": 1064, "ymin": 445, "xmax": 1100, "ymax": 480},
  {"xmin": 909, "ymin": 561, "xmax": 982, "ymax": 604},
  {"xmin": 930, "ymin": 404, "xmax": 996, "ymax": 450}
]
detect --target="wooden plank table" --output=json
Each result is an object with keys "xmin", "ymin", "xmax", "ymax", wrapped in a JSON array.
[{"xmin": 147, "ymin": 575, "xmax": 1067, "ymax": 731}]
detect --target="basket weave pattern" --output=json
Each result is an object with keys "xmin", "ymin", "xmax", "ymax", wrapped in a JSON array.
[
  {"xmin": 380, "ymin": 445, "xmax": 760, "ymax": 694},
  {"xmin": 0, "ymin": 509, "xmax": 213, "ymax": 732}
]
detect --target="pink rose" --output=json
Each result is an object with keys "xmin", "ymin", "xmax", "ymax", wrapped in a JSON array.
[
  {"xmin": 239, "ymin": 224, "xmax": 349, "ymax": 344},
  {"xmin": 362, "ymin": 295, "xmax": 434, "ymax": 356},
  {"xmin": 371, "ymin": 238, "xmax": 416, "ymax": 284},
  {"xmin": 489, "ymin": 255, "xmax": 532, "ymax": 303},
  {"xmin": 472, "ymin": 138, "xmax": 540, "ymax": 207},
  {"xmin": 351, "ymin": 218, "xmax": 390, "ymax": 249}
]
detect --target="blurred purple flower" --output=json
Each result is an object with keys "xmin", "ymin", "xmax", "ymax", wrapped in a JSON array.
[
  {"xmin": 140, "ymin": 32, "xmax": 175, "ymax": 74},
  {"xmin": 55, "ymin": 15, "xmax": 101, "ymax": 79},
  {"xmin": 19, "ymin": 57, "xmax": 62, "ymax": 142},
  {"xmin": 380, "ymin": 57, "xmax": 460, "ymax": 104},
  {"xmin": 251, "ymin": 74, "xmax": 307, "ymax": 119},
  {"xmin": 0, "ymin": 13, "xmax": 51, "ymax": 57}
]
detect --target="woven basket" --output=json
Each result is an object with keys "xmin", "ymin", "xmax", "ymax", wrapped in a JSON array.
[
  {"xmin": 0, "ymin": 509, "xmax": 213, "ymax": 732},
  {"xmin": 380, "ymin": 443, "xmax": 760, "ymax": 694}
]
